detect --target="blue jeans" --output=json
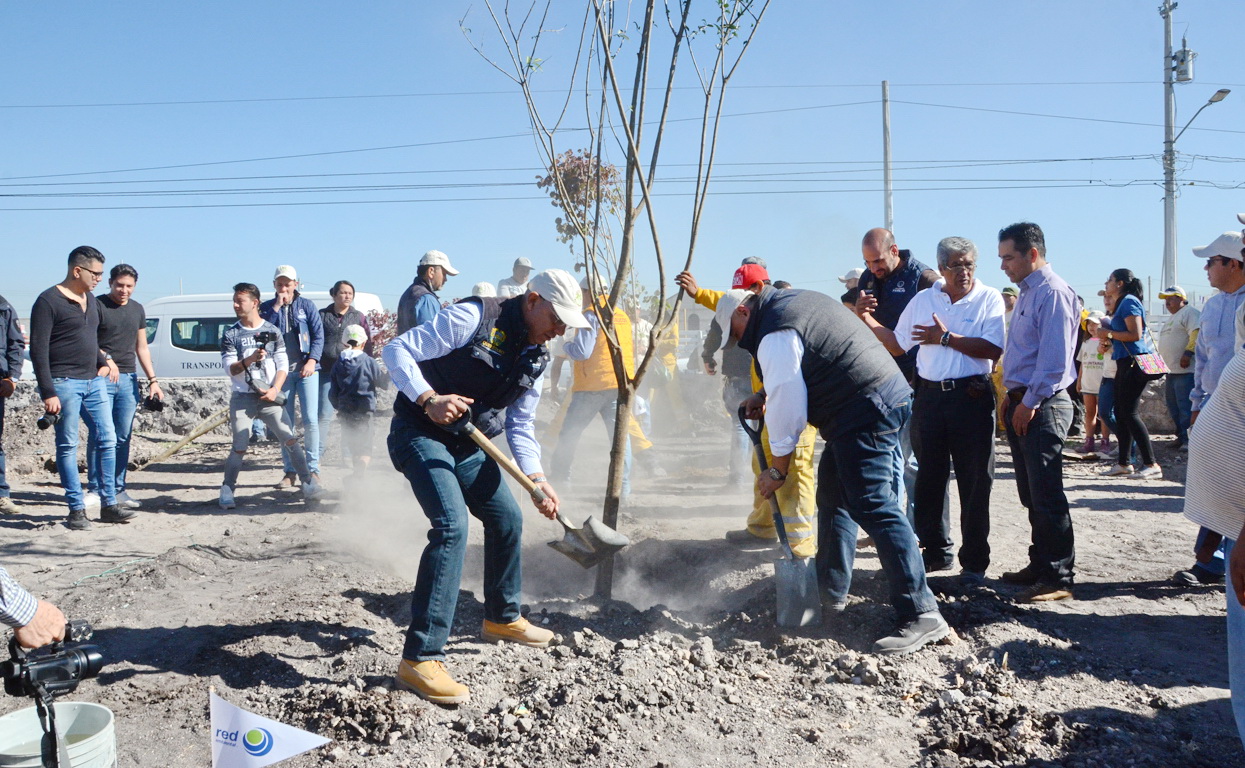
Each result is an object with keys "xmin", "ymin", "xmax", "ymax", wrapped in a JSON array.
[
  {"xmin": 87, "ymin": 373, "xmax": 139, "ymax": 495},
  {"xmin": 723, "ymin": 376, "xmax": 753, "ymax": 485},
  {"xmin": 280, "ymin": 372, "xmax": 320, "ymax": 476},
  {"xmin": 388, "ymin": 419, "xmax": 524, "ymax": 661},
  {"xmin": 1164, "ymin": 372, "xmax": 1194, "ymax": 444},
  {"xmin": 0, "ymin": 395, "xmax": 8, "ymax": 499},
  {"xmin": 318, "ymin": 377, "xmax": 335, "ymax": 437},
  {"xmin": 52, "ymin": 377, "xmax": 116, "ymax": 511},
  {"xmin": 550, "ymin": 389, "xmax": 631, "ymax": 495},
  {"xmin": 897, "ymin": 415, "xmax": 920, "ymax": 525},
  {"xmin": 1004, "ymin": 391, "xmax": 1075, "ymax": 586},
  {"xmin": 1225, "ymin": 539, "xmax": 1245, "ymax": 749},
  {"xmin": 815, "ymin": 399, "xmax": 939, "ymax": 622}
]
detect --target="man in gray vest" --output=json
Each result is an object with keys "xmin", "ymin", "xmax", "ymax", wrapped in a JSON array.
[
  {"xmin": 722, "ymin": 286, "xmax": 948, "ymax": 655},
  {"xmin": 397, "ymin": 250, "xmax": 459, "ymax": 335}
]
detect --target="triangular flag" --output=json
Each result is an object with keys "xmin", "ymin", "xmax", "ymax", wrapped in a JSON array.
[{"xmin": 210, "ymin": 691, "xmax": 331, "ymax": 768}]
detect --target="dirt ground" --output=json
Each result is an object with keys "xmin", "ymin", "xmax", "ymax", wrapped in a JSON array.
[{"xmin": 0, "ymin": 383, "xmax": 1240, "ymax": 768}]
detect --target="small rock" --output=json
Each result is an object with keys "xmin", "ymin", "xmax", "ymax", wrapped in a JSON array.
[{"xmin": 938, "ymin": 689, "xmax": 967, "ymax": 708}]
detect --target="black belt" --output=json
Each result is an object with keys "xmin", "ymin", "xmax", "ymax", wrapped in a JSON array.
[
  {"xmin": 1007, "ymin": 386, "xmax": 1064, "ymax": 404},
  {"xmin": 918, "ymin": 374, "xmax": 988, "ymax": 392}
]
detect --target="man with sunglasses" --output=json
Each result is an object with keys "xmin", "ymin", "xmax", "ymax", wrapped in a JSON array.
[
  {"xmin": 29, "ymin": 246, "xmax": 136, "ymax": 531},
  {"xmin": 1173, "ymin": 231, "xmax": 1245, "ymax": 587}
]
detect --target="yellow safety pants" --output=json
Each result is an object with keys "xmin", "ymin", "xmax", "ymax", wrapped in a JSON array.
[{"xmin": 747, "ymin": 423, "xmax": 818, "ymax": 559}]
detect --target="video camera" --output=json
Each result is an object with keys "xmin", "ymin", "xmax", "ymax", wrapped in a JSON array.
[
  {"xmin": 254, "ymin": 330, "xmax": 279, "ymax": 346},
  {"xmin": 36, "ymin": 412, "xmax": 59, "ymax": 431},
  {"xmin": 142, "ymin": 395, "xmax": 165, "ymax": 412},
  {"xmin": 2, "ymin": 620, "xmax": 104, "ymax": 701}
]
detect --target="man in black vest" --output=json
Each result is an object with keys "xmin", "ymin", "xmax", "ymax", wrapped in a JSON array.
[
  {"xmin": 396, "ymin": 249, "xmax": 458, "ymax": 335},
  {"xmin": 383, "ymin": 268, "xmax": 588, "ymax": 704},
  {"xmin": 725, "ymin": 286, "xmax": 948, "ymax": 655}
]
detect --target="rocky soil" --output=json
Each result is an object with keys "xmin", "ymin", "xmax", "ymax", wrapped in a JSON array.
[{"xmin": 0, "ymin": 377, "xmax": 1239, "ymax": 767}]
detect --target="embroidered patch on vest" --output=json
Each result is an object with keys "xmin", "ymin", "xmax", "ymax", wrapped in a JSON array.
[{"xmin": 482, "ymin": 327, "xmax": 507, "ymax": 354}]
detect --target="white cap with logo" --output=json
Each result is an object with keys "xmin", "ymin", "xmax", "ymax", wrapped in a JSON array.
[
  {"xmin": 1156, "ymin": 285, "xmax": 1187, "ymax": 300},
  {"xmin": 343, "ymin": 324, "xmax": 368, "ymax": 345},
  {"xmin": 419, "ymin": 249, "xmax": 460, "ymax": 276},
  {"xmin": 527, "ymin": 269, "xmax": 590, "ymax": 328},
  {"xmin": 712, "ymin": 289, "xmax": 751, "ymax": 351},
  {"xmin": 273, "ymin": 265, "xmax": 298, "ymax": 281}
]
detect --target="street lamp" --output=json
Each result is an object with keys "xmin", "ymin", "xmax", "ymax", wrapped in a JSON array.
[{"xmin": 1162, "ymin": 87, "xmax": 1230, "ymax": 291}]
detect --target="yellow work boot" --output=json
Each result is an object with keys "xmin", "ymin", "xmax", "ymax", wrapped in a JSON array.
[
  {"xmin": 395, "ymin": 659, "xmax": 470, "ymax": 704},
  {"xmin": 481, "ymin": 617, "xmax": 554, "ymax": 648}
]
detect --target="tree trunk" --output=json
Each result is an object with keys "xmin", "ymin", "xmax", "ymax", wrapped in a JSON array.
[{"xmin": 593, "ymin": 381, "xmax": 636, "ymax": 598}]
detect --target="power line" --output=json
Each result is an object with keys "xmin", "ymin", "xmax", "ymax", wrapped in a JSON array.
[
  {"xmin": 893, "ymin": 99, "xmax": 1245, "ymax": 136},
  {"xmin": 0, "ymin": 81, "xmax": 1200, "ymax": 110}
]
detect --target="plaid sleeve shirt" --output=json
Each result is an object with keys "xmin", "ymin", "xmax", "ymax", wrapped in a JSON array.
[{"xmin": 0, "ymin": 567, "xmax": 38, "ymax": 629}]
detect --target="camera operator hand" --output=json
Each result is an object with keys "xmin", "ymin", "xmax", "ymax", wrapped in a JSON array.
[
  {"xmin": 15, "ymin": 600, "xmax": 66, "ymax": 650},
  {"xmin": 148, "ymin": 380, "xmax": 164, "ymax": 401},
  {"xmin": 259, "ymin": 385, "xmax": 282, "ymax": 404},
  {"xmin": 42, "ymin": 396, "xmax": 62, "ymax": 415},
  {"xmin": 245, "ymin": 347, "xmax": 267, "ymax": 368}
]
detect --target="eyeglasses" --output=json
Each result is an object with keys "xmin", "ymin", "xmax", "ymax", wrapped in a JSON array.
[
  {"xmin": 1206, "ymin": 256, "xmax": 1235, "ymax": 268},
  {"xmin": 943, "ymin": 263, "xmax": 976, "ymax": 274},
  {"xmin": 78, "ymin": 266, "xmax": 104, "ymax": 279}
]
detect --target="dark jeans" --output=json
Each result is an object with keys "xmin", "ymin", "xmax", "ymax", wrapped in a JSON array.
[
  {"xmin": 815, "ymin": 398, "xmax": 939, "ymax": 622},
  {"xmin": 0, "ymin": 395, "xmax": 8, "ymax": 498},
  {"xmin": 1164, "ymin": 372, "xmax": 1194, "ymax": 444},
  {"xmin": 1003, "ymin": 391, "xmax": 1075, "ymax": 586},
  {"xmin": 912, "ymin": 383, "xmax": 996, "ymax": 574},
  {"xmin": 387, "ymin": 418, "xmax": 523, "ymax": 662},
  {"xmin": 1112, "ymin": 357, "xmax": 1156, "ymax": 467}
]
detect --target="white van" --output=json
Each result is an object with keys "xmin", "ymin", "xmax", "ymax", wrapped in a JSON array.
[{"xmin": 144, "ymin": 291, "xmax": 384, "ymax": 379}]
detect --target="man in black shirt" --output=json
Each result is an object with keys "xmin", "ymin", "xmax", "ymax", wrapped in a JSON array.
[
  {"xmin": 29, "ymin": 246, "xmax": 136, "ymax": 530},
  {"xmin": 88, "ymin": 264, "xmax": 163, "ymax": 511},
  {"xmin": 0, "ymin": 294, "xmax": 24, "ymax": 515}
]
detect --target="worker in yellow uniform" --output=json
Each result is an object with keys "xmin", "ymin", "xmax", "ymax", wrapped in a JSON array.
[
  {"xmin": 549, "ymin": 286, "xmax": 635, "ymax": 496},
  {"xmin": 676, "ymin": 263, "xmax": 817, "ymax": 558}
]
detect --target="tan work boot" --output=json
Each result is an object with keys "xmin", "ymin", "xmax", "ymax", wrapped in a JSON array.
[
  {"xmin": 395, "ymin": 659, "xmax": 470, "ymax": 704},
  {"xmin": 276, "ymin": 472, "xmax": 299, "ymax": 491},
  {"xmin": 482, "ymin": 617, "xmax": 554, "ymax": 648}
]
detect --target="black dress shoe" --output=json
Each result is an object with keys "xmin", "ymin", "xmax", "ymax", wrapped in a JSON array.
[{"xmin": 1000, "ymin": 565, "xmax": 1042, "ymax": 585}]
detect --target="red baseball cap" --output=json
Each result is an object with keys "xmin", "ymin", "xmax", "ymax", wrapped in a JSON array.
[{"xmin": 732, "ymin": 263, "xmax": 769, "ymax": 289}]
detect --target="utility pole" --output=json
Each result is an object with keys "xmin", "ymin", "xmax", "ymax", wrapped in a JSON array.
[
  {"xmin": 1160, "ymin": 0, "xmax": 1178, "ymax": 291},
  {"xmin": 882, "ymin": 80, "xmax": 893, "ymax": 232}
]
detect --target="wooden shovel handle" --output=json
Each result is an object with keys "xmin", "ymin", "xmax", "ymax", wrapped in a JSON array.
[{"xmin": 457, "ymin": 420, "xmax": 550, "ymax": 504}]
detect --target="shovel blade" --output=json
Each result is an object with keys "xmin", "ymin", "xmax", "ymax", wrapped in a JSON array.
[
  {"xmin": 774, "ymin": 555, "xmax": 822, "ymax": 628},
  {"xmin": 546, "ymin": 515, "xmax": 629, "ymax": 569}
]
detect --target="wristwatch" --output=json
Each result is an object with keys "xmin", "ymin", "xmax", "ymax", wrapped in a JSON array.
[
  {"xmin": 1106, "ymin": 331, "xmax": 1114, "ymax": 340},
  {"xmin": 939, "ymin": 331, "xmax": 952, "ymax": 347},
  {"xmin": 765, "ymin": 467, "xmax": 786, "ymax": 482}
]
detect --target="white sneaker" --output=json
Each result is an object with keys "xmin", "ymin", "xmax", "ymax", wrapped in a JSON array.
[
  {"xmin": 116, "ymin": 491, "xmax": 141, "ymax": 510},
  {"xmin": 1130, "ymin": 464, "xmax": 1163, "ymax": 480},
  {"xmin": 302, "ymin": 480, "xmax": 324, "ymax": 501},
  {"xmin": 83, "ymin": 491, "xmax": 102, "ymax": 509},
  {"xmin": 219, "ymin": 485, "xmax": 236, "ymax": 510},
  {"xmin": 1101, "ymin": 464, "xmax": 1133, "ymax": 477}
]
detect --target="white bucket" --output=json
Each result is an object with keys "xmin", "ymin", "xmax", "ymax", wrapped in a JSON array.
[{"xmin": 0, "ymin": 702, "xmax": 116, "ymax": 768}]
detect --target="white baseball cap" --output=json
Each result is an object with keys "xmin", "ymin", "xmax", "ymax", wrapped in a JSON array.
[
  {"xmin": 343, "ymin": 324, "xmax": 368, "ymax": 345},
  {"xmin": 472, "ymin": 281, "xmax": 497, "ymax": 297},
  {"xmin": 838, "ymin": 267, "xmax": 864, "ymax": 284},
  {"xmin": 513, "ymin": 257, "xmax": 533, "ymax": 269},
  {"xmin": 712, "ymin": 289, "xmax": 751, "ymax": 350},
  {"xmin": 1192, "ymin": 232, "xmax": 1245, "ymax": 262},
  {"xmin": 273, "ymin": 265, "xmax": 298, "ymax": 281},
  {"xmin": 1156, "ymin": 285, "xmax": 1187, "ymax": 300},
  {"xmin": 419, "ymin": 249, "xmax": 460, "ymax": 276},
  {"xmin": 527, "ymin": 269, "xmax": 590, "ymax": 328}
]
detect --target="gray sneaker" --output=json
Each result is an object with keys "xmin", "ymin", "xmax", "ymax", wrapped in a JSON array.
[
  {"xmin": 0, "ymin": 497, "xmax": 16, "ymax": 515},
  {"xmin": 66, "ymin": 509, "xmax": 92, "ymax": 531},
  {"xmin": 872, "ymin": 613, "xmax": 950, "ymax": 655}
]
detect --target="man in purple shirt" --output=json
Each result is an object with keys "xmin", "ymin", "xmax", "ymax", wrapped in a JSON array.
[{"xmin": 997, "ymin": 222, "xmax": 1080, "ymax": 602}]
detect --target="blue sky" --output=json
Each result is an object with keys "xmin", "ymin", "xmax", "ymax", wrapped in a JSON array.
[{"xmin": 2, "ymin": 1, "xmax": 1242, "ymax": 317}]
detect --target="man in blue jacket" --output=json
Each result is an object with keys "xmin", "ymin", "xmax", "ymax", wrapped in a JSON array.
[
  {"xmin": 260, "ymin": 265, "xmax": 325, "ymax": 489},
  {"xmin": 0, "ymin": 293, "xmax": 24, "ymax": 515},
  {"xmin": 397, "ymin": 250, "xmax": 459, "ymax": 335}
]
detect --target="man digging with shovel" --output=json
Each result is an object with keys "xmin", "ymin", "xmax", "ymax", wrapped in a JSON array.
[
  {"xmin": 721, "ymin": 286, "xmax": 949, "ymax": 655},
  {"xmin": 383, "ymin": 269, "xmax": 589, "ymax": 704}
]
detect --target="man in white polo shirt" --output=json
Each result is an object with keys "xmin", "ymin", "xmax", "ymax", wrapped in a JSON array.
[{"xmin": 862, "ymin": 236, "xmax": 1006, "ymax": 585}]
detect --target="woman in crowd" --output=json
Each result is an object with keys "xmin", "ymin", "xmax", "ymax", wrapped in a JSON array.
[{"xmin": 1096, "ymin": 269, "xmax": 1161, "ymax": 479}]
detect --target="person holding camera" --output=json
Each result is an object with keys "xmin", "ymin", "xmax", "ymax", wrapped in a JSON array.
[
  {"xmin": 260, "ymin": 266, "xmax": 324, "ymax": 491},
  {"xmin": 30, "ymin": 246, "xmax": 135, "ymax": 531},
  {"xmin": 0, "ymin": 293, "xmax": 23, "ymax": 515},
  {"xmin": 219, "ymin": 283, "xmax": 323, "ymax": 510},
  {"xmin": 1, "ymin": 566, "xmax": 66, "ymax": 649},
  {"xmin": 84, "ymin": 264, "xmax": 163, "ymax": 512}
]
